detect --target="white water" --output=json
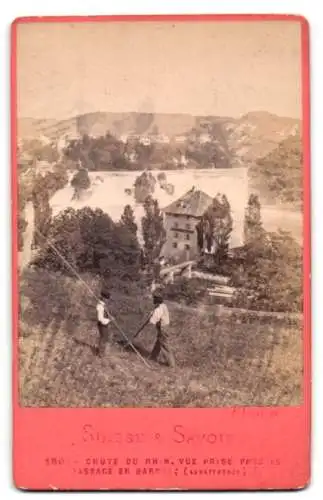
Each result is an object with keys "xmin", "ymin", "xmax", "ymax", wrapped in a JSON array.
[{"xmin": 49, "ymin": 168, "xmax": 302, "ymax": 247}]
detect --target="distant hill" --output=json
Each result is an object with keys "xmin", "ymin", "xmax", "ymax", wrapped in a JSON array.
[
  {"xmin": 18, "ymin": 110, "xmax": 300, "ymax": 170},
  {"xmin": 18, "ymin": 118, "xmax": 59, "ymax": 140},
  {"xmin": 224, "ymin": 111, "xmax": 300, "ymax": 163},
  {"xmin": 18, "ymin": 112, "xmax": 198, "ymax": 141},
  {"xmin": 249, "ymin": 133, "xmax": 302, "ymax": 207}
]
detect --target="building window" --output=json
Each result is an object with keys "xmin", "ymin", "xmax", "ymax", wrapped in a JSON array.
[
  {"xmin": 185, "ymin": 223, "xmax": 191, "ymax": 230},
  {"xmin": 174, "ymin": 222, "xmax": 179, "ymax": 228},
  {"xmin": 173, "ymin": 242, "xmax": 178, "ymax": 249},
  {"xmin": 186, "ymin": 234, "xmax": 190, "ymax": 240},
  {"xmin": 174, "ymin": 232, "xmax": 179, "ymax": 238},
  {"xmin": 185, "ymin": 244, "xmax": 190, "ymax": 250}
]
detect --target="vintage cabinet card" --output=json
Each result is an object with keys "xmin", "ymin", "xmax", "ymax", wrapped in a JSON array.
[{"xmin": 12, "ymin": 15, "xmax": 311, "ymax": 490}]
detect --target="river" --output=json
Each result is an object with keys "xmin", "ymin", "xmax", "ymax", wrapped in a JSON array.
[{"xmin": 21, "ymin": 169, "xmax": 301, "ymax": 262}]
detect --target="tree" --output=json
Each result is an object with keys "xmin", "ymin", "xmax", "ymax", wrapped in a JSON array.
[
  {"xmin": 134, "ymin": 171, "xmax": 156, "ymax": 203},
  {"xmin": 120, "ymin": 205, "xmax": 137, "ymax": 235},
  {"xmin": 64, "ymin": 132, "xmax": 131, "ymax": 171},
  {"xmin": 31, "ymin": 165, "xmax": 69, "ymax": 247},
  {"xmin": 75, "ymin": 207, "xmax": 140, "ymax": 278},
  {"xmin": 32, "ymin": 177, "xmax": 52, "ymax": 247},
  {"xmin": 16, "ymin": 162, "xmax": 69, "ymax": 251},
  {"xmin": 19, "ymin": 139, "xmax": 59, "ymax": 164},
  {"xmin": 186, "ymin": 122, "xmax": 231, "ymax": 169},
  {"xmin": 157, "ymin": 171, "xmax": 167, "ymax": 188},
  {"xmin": 244, "ymin": 194, "xmax": 264, "ymax": 244},
  {"xmin": 196, "ymin": 220, "xmax": 204, "ymax": 253},
  {"xmin": 157, "ymin": 172, "xmax": 167, "ymax": 183},
  {"xmin": 201, "ymin": 194, "xmax": 233, "ymax": 264},
  {"xmin": 141, "ymin": 196, "xmax": 166, "ymax": 270},
  {"xmin": 18, "ymin": 177, "xmax": 29, "ymax": 252},
  {"xmin": 18, "ymin": 215, "xmax": 28, "ymax": 251},
  {"xmin": 71, "ymin": 168, "xmax": 91, "ymax": 190},
  {"xmin": 41, "ymin": 163, "xmax": 69, "ymax": 197},
  {"xmin": 34, "ymin": 207, "xmax": 141, "ymax": 280},
  {"xmin": 34, "ymin": 207, "xmax": 84, "ymax": 270},
  {"xmin": 71, "ymin": 168, "xmax": 91, "ymax": 200}
]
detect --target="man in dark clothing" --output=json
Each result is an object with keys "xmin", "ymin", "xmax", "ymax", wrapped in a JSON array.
[
  {"xmin": 95, "ymin": 290, "xmax": 113, "ymax": 357},
  {"xmin": 134, "ymin": 291, "xmax": 175, "ymax": 367},
  {"xmin": 149, "ymin": 292, "xmax": 175, "ymax": 367}
]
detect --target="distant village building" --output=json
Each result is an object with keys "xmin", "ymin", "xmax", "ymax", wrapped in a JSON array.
[
  {"xmin": 198, "ymin": 118, "xmax": 212, "ymax": 129},
  {"xmin": 122, "ymin": 133, "xmax": 152, "ymax": 145},
  {"xmin": 171, "ymin": 154, "xmax": 188, "ymax": 167},
  {"xmin": 162, "ymin": 187, "xmax": 213, "ymax": 261},
  {"xmin": 18, "ymin": 151, "xmax": 33, "ymax": 166},
  {"xmin": 154, "ymin": 134, "xmax": 170, "ymax": 144},
  {"xmin": 124, "ymin": 134, "xmax": 139, "ymax": 142},
  {"xmin": 180, "ymin": 154, "xmax": 188, "ymax": 166},
  {"xmin": 199, "ymin": 133, "xmax": 212, "ymax": 144},
  {"xmin": 90, "ymin": 123, "xmax": 107, "ymax": 138},
  {"xmin": 34, "ymin": 159, "xmax": 54, "ymax": 176},
  {"xmin": 124, "ymin": 151, "xmax": 138, "ymax": 163},
  {"xmin": 120, "ymin": 134, "xmax": 129, "ymax": 143},
  {"xmin": 174, "ymin": 135, "xmax": 187, "ymax": 143},
  {"xmin": 39, "ymin": 134, "xmax": 52, "ymax": 145},
  {"xmin": 19, "ymin": 155, "xmax": 55, "ymax": 177},
  {"xmin": 56, "ymin": 136, "xmax": 67, "ymax": 153},
  {"xmin": 139, "ymin": 136, "xmax": 151, "ymax": 146},
  {"xmin": 56, "ymin": 135, "xmax": 71, "ymax": 159},
  {"xmin": 118, "ymin": 132, "xmax": 168, "ymax": 145}
]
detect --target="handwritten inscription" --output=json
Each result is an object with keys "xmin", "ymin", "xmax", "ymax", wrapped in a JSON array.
[{"xmin": 231, "ymin": 408, "xmax": 279, "ymax": 418}]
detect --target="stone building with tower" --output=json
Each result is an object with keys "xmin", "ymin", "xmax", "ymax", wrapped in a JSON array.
[{"xmin": 162, "ymin": 187, "xmax": 214, "ymax": 262}]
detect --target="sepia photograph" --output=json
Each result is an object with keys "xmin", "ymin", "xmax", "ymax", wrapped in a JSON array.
[{"xmin": 17, "ymin": 19, "xmax": 303, "ymax": 408}]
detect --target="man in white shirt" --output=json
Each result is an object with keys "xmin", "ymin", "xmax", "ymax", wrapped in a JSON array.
[
  {"xmin": 95, "ymin": 290, "xmax": 112, "ymax": 357},
  {"xmin": 148, "ymin": 291, "xmax": 175, "ymax": 368}
]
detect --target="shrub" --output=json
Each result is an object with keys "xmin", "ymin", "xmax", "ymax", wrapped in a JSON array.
[
  {"xmin": 163, "ymin": 278, "xmax": 208, "ymax": 306},
  {"xmin": 232, "ymin": 230, "xmax": 302, "ymax": 312}
]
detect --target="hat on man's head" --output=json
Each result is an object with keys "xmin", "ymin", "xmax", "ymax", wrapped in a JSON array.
[
  {"xmin": 100, "ymin": 288, "xmax": 110, "ymax": 300},
  {"xmin": 153, "ymin": 290, "xmax": 163, "ymax": 304}
]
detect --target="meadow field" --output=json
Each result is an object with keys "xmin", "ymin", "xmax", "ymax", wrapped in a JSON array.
[{"xmin": 19, "ymin": 268, "xmax": 302, "ymax": 408}]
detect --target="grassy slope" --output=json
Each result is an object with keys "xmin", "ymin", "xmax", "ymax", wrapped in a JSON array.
[{"xmin": 19, "ymin": 268, "xmax": 302, "ymax": 407}]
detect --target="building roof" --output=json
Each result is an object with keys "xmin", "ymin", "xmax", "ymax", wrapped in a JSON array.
[{"xmin": 163, "ymin": 187, "xmax": 213, "ymax": 217}]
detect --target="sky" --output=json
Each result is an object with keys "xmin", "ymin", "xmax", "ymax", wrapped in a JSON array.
[{"xmin": 16, "ymin": 20, "xmax": 302, "ymax": 120}]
